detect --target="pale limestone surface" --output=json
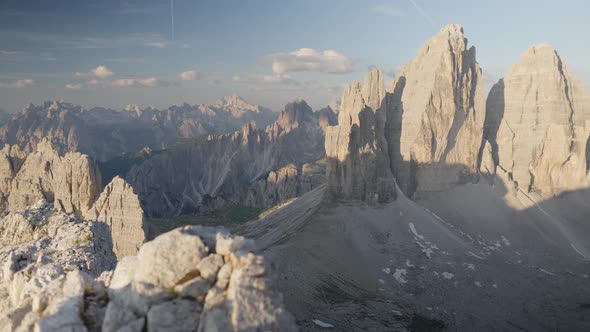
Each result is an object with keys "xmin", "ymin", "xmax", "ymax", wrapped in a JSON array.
[
  {"xmin": 324, "ymin": 68, "xmax": 397, "ymax": 203},
  {"xmin": 0, "ymin": 200, "xmax": 116, "ymax": 331},
  {"xmin": 324, "ymin": 25, "xmax": 484, "ymax": 202},
  {"xmin": 484, "ymin": 44, "xmax": 590, "ymax": 196},
  {"xmin": 386, "ymin": 24, "xmax": 485, "ymax": 198},
  {"xmin": 7, "ymin": 139, "xmax": 102, "ymax": 216},
  {"xmin": 85, "ymin": 177, "xmax": 146, "ymax": 259},
  {"xmin": 0, "ymin": 226, "xmax": 297, "ymax": 332}
]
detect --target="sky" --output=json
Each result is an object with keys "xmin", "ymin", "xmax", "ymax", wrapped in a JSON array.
[{"xmin": 0, "ymin": 0, "xmax": 589, "ymax": 112}]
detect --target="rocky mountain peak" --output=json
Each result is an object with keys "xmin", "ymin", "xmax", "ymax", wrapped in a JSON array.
[
  {"xmin": 274, "ymin": 100, "xmax": 314, "ymax": 133},
  {"xmin": 325, "ymin": 68, "xmax": 397, "ymax": 204},
  {"xmin": 124, "ymin": 104, "xmax": 143, "ymax": 117},
  {"xmin": 361, "ymin": 68, "xmax": 385, "ymax": 111},
  {"xmin": 481, "ymin": 43, "xmax": 590, "ymax": 196},
  {"xmin": 215, "ymin": 94, "xmax": 257, "ymax": 110}
]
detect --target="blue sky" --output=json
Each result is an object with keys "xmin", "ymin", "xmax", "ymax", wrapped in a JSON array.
[{"xmin": 0, "ymin": 0, "xmax": 588, "ymax": 112}]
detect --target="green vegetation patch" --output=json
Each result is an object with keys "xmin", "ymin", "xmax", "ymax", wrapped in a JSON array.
[
  {"xmin": 211, "ymin": 204, "xmax": 262, "ymax": 223},
  {"xmin": 145, "ymin": 204, "xmax": 262, "ymax": 238},
  {"xmin": 409, "ymin": 314, "xmax": 446, "ymax": 332}
]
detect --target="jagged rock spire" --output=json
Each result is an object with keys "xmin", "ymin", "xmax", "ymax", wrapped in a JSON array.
[
  {"xmin": 325, "ymin": 25, "xmax": 485, "ymax": 202},
  {"xmin": 483, "ymin": 43, "xmax": 590, "ymax": 195},
  {"xmin": 325, "ymin": 68, "xmax": 397, "ymax": 203},
  {"xmin": 386, "ymin": 24, "xmax": 485, "ymax": 198}
]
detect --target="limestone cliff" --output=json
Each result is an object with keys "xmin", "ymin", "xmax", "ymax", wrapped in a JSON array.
[
  {"xmin": 386, "ymin": 24, "xmax": 485, "ymax": 198},
  {"xmin": 0, "ymin": 226, "xmax": 297, "ymax": 332},
  {"xmin": 85, "ymin": 177, "xmax": 146, "ymax": 259},
  {"xmin": 324, "ymin": 69, "xmax": 397, "ymax": 203},
  {"xmin": 324, "ymin": 24, "xmax": 485, "ymax": 202},
  {"xmin": 0, "ymin": 140, "xmax": 145, "ymax": 259},
  {"xmin": 126, "ymin": 100, "xmax": 328, "ymax": 217},
  {"xmin": 482, "ymin": 44, "xmax": 590, "ymax": 195},
  {"xmin": 7, "ymin": 139, "xmax": 102, "ymax": 216}
]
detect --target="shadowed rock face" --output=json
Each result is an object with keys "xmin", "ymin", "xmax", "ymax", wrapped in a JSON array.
[
  {"xmin": 483, "ymin": 44, "xmax": 590, "ymax": 196},
  {"xmin": 0, "ymin": 96, "xmax": 276, "ymax": 162},
  {"xmin": 126, "ymin": 100, "xmax": 328, "ymax": 217},
  {"xmin": 0, "ymin": 140, "xmax": 146, "ymax": 259},
  {"xmin": 325, "ymin": 69, "xmax": 397, "ymax": 203},
  {"xmin": 325, "ymin": 24, "xmax": 485, "ymax": 202},
  {"xmin": 387, "ymin": 24, "xmax": 485, "ymax": 198}
]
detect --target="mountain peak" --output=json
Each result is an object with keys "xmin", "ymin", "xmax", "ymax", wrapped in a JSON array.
[{"xmin": 215, "ymin": 94, "xmax": 251, "ymax": 108}]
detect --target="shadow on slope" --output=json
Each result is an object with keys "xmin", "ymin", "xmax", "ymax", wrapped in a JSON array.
[{"xmin": 240, "ymin": 164, "xmax": 590, "ymax": 331}]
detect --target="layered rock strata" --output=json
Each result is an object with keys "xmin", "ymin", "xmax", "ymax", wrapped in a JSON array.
[
  {"xmin": 482, "ymin": 44, "xmax": 590, "ymax": 195},
  {"xmin": 126, "ymin": 100, "xmax": 328, "ymax": 217},
  {"xmin": 325, "ymin": 24, "xmax": 485, "ymax": 202},
  {"xmin": 324, "ymin": 69, "xmax": 397, "ymax": 203},
  {"xmin": 0, "ymin": 226, "xmax": 297, "ymax": 332}
]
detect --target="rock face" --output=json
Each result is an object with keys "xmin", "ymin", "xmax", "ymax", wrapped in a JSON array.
[
  {"xmin": 1, "ymin": 226, "xmax": 297, "ymax": 332},
  {"xmin": 84, "ymin": 177, "xmax": 146, "ymax": 259},
  {"xmin": 0, "ymin": 200, "xmax": 116, "ymax": 329},
  {"xmin": 386, "ymin": 24, "xmax": 485, "ymax": 198},
  {"xmin": 0, "ymin": 96, "xmax": 276, "ymax": 162},
  {"xmin": 0, "ymin": 140, "xmax": 146, "ymax": 259},
  {"xmin": 245, "ymin": 160, "xmax": 326, "ymax": 208},
  {"xmin": 126, "ymin": 100, "xmax": 328, "ymax": 217},
  {"xmin": 325, "ymin": 24, "xmax": 484, "ymax": 202},
  {"xmin": 6, "ymin": 139, "xmax": 102, "ymax": 216},
  {"xmin": 324, "ymin": 69, "xmax": 397, "ymax": 203},
  {"xmin": 482, "ymin": 44, "xmax": 590, "ymax": 195}
]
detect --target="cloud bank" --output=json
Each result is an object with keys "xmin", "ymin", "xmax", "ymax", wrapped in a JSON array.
[
  {"xmin": 0, "ymin": 79, "xmax": 34, "ymax": 88},
  {"xmin": 262, "ymin": 48, "xmax": 355, "ymax": 75},
  {"xmin": 178, "ymin": 70, "xmax": 200, "ymax": 81},
  {"xmin": 76, "ymin": 65, "xmax": 114, "ymax": 79}
]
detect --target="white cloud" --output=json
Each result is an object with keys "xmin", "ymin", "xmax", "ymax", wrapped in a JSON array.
[
  {"xmin": 178, "ymin": 70, "xmax": 200, "ymax": 81},
  {"xmin": 145, "ymin": 42, "xmax": 167, "ymax": 48},
  {"xmin": 110, "ymin": 77, "xmax": 161, "ymax": 87},
  {"xmin": 262, "ymin": 48, "xmax": 355, "ymax": 75},
  {"xmin": 0, "ymin": 50, "xmax": 18, "ymax": 56},
  {"xmin": 373, "ymin": 4, "xmax": 407, "ymax": 17},
  {"xmin": 232, "ymin": 74, "xmax": 299, "ymax": 85},
  {"xmin": 137, "ymin": 77, "xmax": 159, "ymax": 87},
  {"xmin": 111, "ymin": 78, "xmax": 136, "ymax": 87},
  {"xmin": 76, "ymin": 65, "xmax": 114, "ymax": 79},
  {"xmin": 65, "ymin": 83, "xmax": 83, "ymax": 90},
  {"xmin": 0, "ymin": 79, "xmax": 34, "ymax": 88}
]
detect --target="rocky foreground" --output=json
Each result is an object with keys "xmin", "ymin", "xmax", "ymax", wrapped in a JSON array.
[{"xmin": 0, "ymin": 203, "xmax": 296, "ymax": 331}]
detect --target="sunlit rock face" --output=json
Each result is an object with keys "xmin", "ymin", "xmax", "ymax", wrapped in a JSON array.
[
  {"xmin": 324, "ymin": 68, "xmax": 397, "ymax": 203},
  {"xmin": 325, "ymin": 24, "xmax": 485, "ymax": 202},
  {"xmin": 6, "ymin": 139, "xmax": 102, "ymax": 216},
  {"xmin": 386, "ymin": 24, "xmax": 485, "ymax": 199},
  {"xmin": 483, "ymin": 44, "xmax": 590, "ymax": 195},
  {"xmin": 84, "ymin": 177, "xmax": 146, "ymax": 259}
]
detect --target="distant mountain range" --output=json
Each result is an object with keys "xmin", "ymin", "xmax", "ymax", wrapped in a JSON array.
[{"xmin": 0, "ymin": 94, "xmax": 277, "ymax": 161}]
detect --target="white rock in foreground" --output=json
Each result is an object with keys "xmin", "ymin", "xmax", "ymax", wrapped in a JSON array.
[
  {"xmin": 484, "ymin": 44, "xmax": 590, "ymax": 195},
  {"xmin": 1, "ymin": 225, "xmax": 298, "ymax": 332}
]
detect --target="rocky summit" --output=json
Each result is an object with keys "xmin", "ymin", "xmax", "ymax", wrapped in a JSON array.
[
  {"xmin": 0, "ymin": 224, "xmax": 296, "ymax": 331},
  {"xmin": 325, "ymin": 24, "xmax": 485, "ymax": 202},
  {"xmin": 482, "ymin": 44, "xmax": 590, "ymax": 198}
]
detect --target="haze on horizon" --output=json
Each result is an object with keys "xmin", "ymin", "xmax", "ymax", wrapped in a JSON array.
[{"xmin": 0, "ymin": 0, "xmax": 588, "ymax": 112}]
